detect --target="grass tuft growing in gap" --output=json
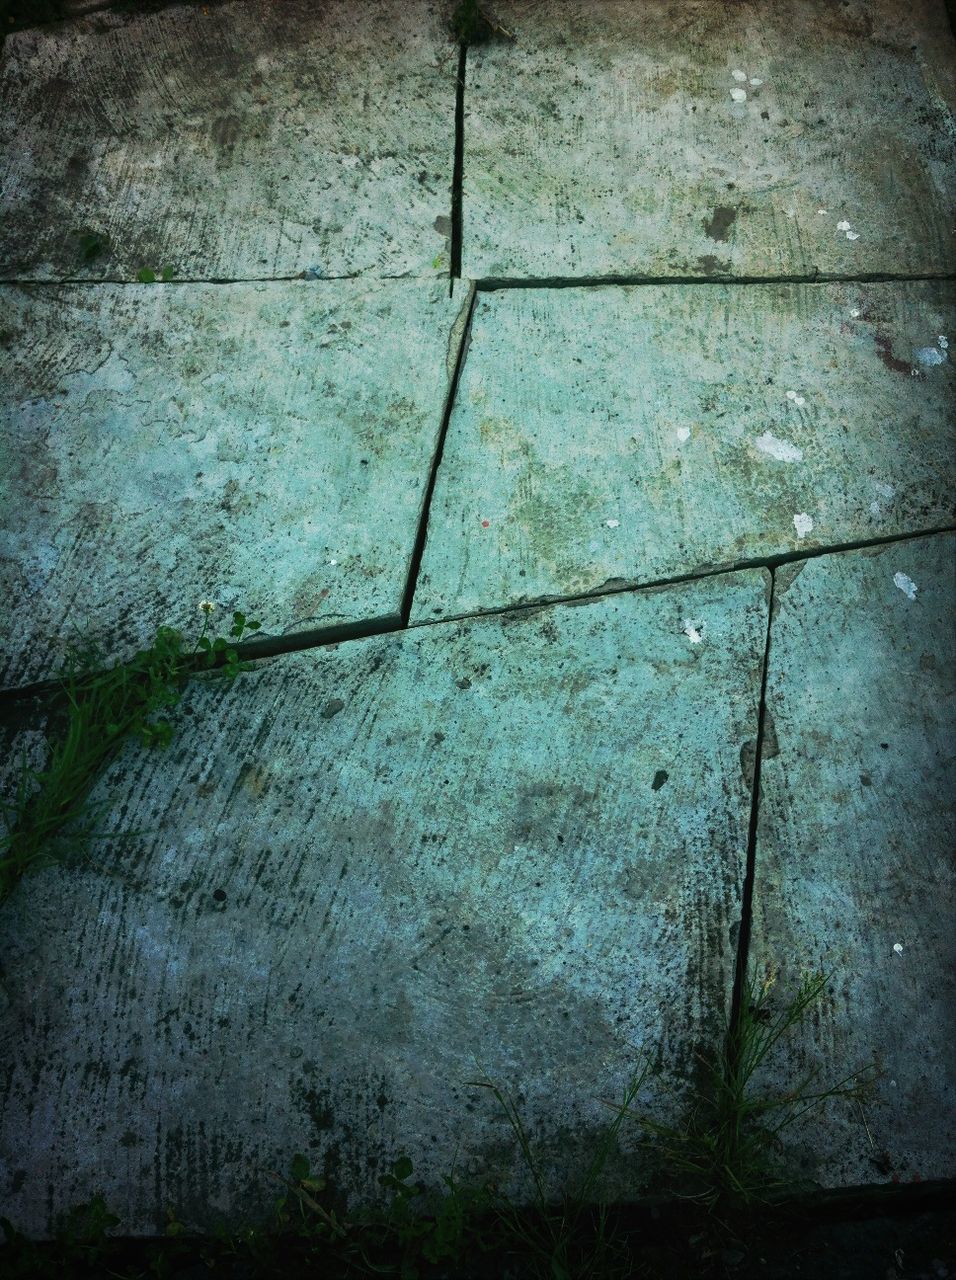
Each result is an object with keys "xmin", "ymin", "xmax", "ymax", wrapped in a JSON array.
[
  {"xmin": 613, "ymin": 967, "xmax": 881, "ymax": 1214},
  {"xmin": 0, "ymin": 605, "xmax": 259, "ymax": 904}
]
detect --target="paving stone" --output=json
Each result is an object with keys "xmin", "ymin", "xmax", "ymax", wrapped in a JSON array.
[
  {"xmin": 462, "ymin": 0, "xmax": 956, "ymax": 280},
  {"xmin": 0, "ymin": 0, "xmax": 455, "ymax": 281},
  {"xmin": 0, "ymin": 278, "xmax": 471, "ymax": 689},
  {"xmin": 749, "ymin": 534, "xmax": 956, "ymax": 1188},
  {"xmin": 0, "ymin": 570, "xmax": 768, "ymax": 1233},
  {"xmin": 411, "ymin": 280, "xmax": 955, "ymax": 622}
]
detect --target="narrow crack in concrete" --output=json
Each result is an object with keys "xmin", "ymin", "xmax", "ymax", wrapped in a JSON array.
[
  {"xmin": 401, "ymin": 285, "xmax": 477, "ymax": 621},
  {"xmin": 450, "ymin": 44, "xmax": 467, "ymax": 285},
  {"xmin": 727, "ymin": 566, "xmax": 775, "ymax": 1046}
]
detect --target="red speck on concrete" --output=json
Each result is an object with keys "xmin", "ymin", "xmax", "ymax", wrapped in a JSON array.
[{"xmin": 481, "ymin": 520, "xmax": 490, "ymax": 528}]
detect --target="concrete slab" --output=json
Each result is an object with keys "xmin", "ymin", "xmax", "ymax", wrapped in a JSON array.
[
  {"xmin": 411, "ymin": 280, "xmax": 955, "ymax": 623},
  {"xmin": 462, "ymin": 0, "xmax": 956, "ymax": 280},
  {"xmin": 750, "ymin": 534, "xmax": 956, "ymax": 1188},
  {"xmin": 0, "ymin": 278, "xmax": 471, "ymax": 689},
  {"xmin": 0, "ymin": 569, "xmax": 769, "ymax": 1233},
  {"xmin": 0, "ymin": 0, "xmax": 454, "ymax": 281}
]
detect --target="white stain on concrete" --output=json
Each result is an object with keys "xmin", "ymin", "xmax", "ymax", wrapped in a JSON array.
[
  {"xmin": 755, "ymin": 431, "xmax": 803, "ymax": 462},
  {"xmin": 730, "ymin": 87, "xmax": 747, "ymax": 102},
  {"xmin": 875, "ymin": 482, "xmax": 896, "ymax": 499},
  {"xmin": 731, "ymin": 69, "xmax": 748, "ymax": 81},
  {"xmin": 785, "ymin": 390, "xmax": 806, "ymax": 407},
  {"xmin": 749, "ymin": 77, "xmax": 763, "ymax": 86},
  {"xmin": 850, "ymin": 308, "xmax": 860, "ymax": 318},
  {"xmin": 893, "ymin": 942, "xmax": 904, "ymax": 954},
  {"xmin": 682, "ymin": 619, "xmax": 704, "ymax": 644},
  {"xmin": 793, "ymin": 512, "xmax": 813, "ymax": 538},
  {"xmin": 893, "ymin": 572, "xmax": 918, "ymax": 600},
  {"xmin": 675, "ymin": 426, "xmax": 691, "ymax": 443},
  {"xmin": 914, "ymin": 345, "xmax": 946, "ymax": 366},
  {"xmin": 836, "ymin": 220, "xmax": 851, "ymax": 231},
  {"xmin": 605, "ymin": 518, "xmax": 620, "ymax": 528},
  {"xmin": 938, "ymin": 335, "xmax": 949, "ymax": 350},
  {"xmin": 846, "ymin": 231, "xmax": 860, "ymax": 240}
]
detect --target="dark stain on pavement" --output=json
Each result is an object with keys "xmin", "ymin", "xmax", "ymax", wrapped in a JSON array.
[
  {"xmin": 703, "ymin": 205, "xmax": 737, "ymax": 241},
  {"xmin": 696, "ymin": 254, "xmax": 730, "ymax": 276},
  {"xmin": 874, "ymin": 330, "xmax": 912, "ymax": 376}
]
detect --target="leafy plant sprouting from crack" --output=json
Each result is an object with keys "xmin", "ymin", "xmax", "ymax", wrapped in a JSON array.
[{"xmin": 0, "ymin": 603, "xmax": 259, "ymax": 904}]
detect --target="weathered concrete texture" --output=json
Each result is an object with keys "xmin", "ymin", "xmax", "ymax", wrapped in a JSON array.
[
  {"xmin": 411, "ymin": 280, "xmax": 955, "ymax": 622},
  {"xmin": 0, "ymin": 570, "xmax": 768, "ymax": 1233},
  {"xmin": 0, "ymin": 279, "xmax": 470, "ymax": 689},
  {"xmin": 462, "ymin": 0, "xmax": 956, "ymax": 280},
  {"xmin": 0, "ymin": 0, "xmax": 455, "ymax": 280},
  {"xmin": 750, "ymin": 534, "xmax": 956, "ymax": 1188}
]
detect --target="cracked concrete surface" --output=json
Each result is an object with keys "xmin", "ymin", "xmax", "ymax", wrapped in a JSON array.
[{"xmin": 0, "ymin": 0, "xmax": 954, "ymax": 1239}]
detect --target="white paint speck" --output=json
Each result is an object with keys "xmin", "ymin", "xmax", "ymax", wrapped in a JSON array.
[
  {"xmin": 731, "ymin": 69, "xmax": 748, "ymax": 81},
  {"xmin": 329, "ymin": 559, "xmax": 337, "ymax": 566},
  {"xmin": 785, "ymin": 390, "xmax": 806, "ymax": 406},
  {"xmin": 755, "ymin": 431, "xmax": 803, "ymax": 462},
  {"xmin": 682, "ymin": 619, "xmax": 704, "ymax": 644},
  {"xmin": 730, "ymin": 87, "xmax": 747, "ymax": 102},
  {"xmin": 914, "ymin": 345, "xmax": 946, "ymax": 366},
  {"xmin": 875, "ymin": 481, "xmax": 896, "ymax": 499},
  {"xmin": 817, "ymin": 208, "xmax": 828, "ymax": 215},
  {"xmin": 605, "ymin": 518, "xmax": 620, "ymax": 528},
  {"xmin": 749, "ymin": 76, "xmax": 763, "ymax": 86},
  {"xmin": 793, "ymin": 512, "xmax": 814, "ymax": 538},
  {"xmin": 893, "ymin": 942, "xmax": 904, "ymax": 954},
  {"xmin": 836, "ymin": 220, "xmax": 851, "ymax": 231},
  {"xmin": 938, "ymin": 335, "xmax": 949, "ymax": 350},
  {"xmin": 846, "ymin": 230, "xmax": 860, "ymax": 241},
  {"xmin": 676, "ymin": 426, "xmax": 691, "ymax": 443},
  {"xmin": 893, "ymin": 572, "xmax": 917, "ymax": 600},
  {"xmin": 785, "ymin": 390, "xmax": 797, "ymax": 400},
  {"xmin": 850, "ymin": 308, "xmax": 860, "ymax": 318}
]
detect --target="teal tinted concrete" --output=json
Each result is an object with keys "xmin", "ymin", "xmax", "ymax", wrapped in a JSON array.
[
  {"xmin": 463, "ymin": 0, "xmax": 956, "ymax": 280},
  {"xmin": 749, "ymin": 535, "xmax": 956, "ymax": 1187},
  {"xmin": 0, "ymin": 279, "xmax": 471, "ymax": 688},
  {"xmin": 0, "ymin": 570, "xmax": 768, "ymax": 1233},
  {"xmin": 411, "ymin": 281, "xmax": 955, "ymax": 622},
  {"xmin": 0, "ymin": 0, "xmax": 454, "ymax": 281}
]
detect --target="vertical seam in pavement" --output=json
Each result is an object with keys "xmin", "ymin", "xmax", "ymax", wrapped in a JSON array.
[
  {"xmin": 399, "ymin": 286, "xmax": 477, "ymax": 622},
  {"xmin": 450, "ymin": 43, "xmax": 467, "ymax": 285},
  {"xmin": 727, "ymin": 566, "xmax": 776, "ymax": 1047}
]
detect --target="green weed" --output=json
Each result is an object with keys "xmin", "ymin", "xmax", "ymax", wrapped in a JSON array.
[
  {"xmin": 0, "ymin": 604, "xmax": 259, "ymax": 904},
  {"xmin": 615, "ymin": 967, "xmax": 880, "ymax": 1213},
  {"xmin": 136, "ymin": 265, "xmax": 174, "ymax": 283},
  {"xmin": 466, "ymin": 1068, "xmax": 649, "ymax": 1278}
]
